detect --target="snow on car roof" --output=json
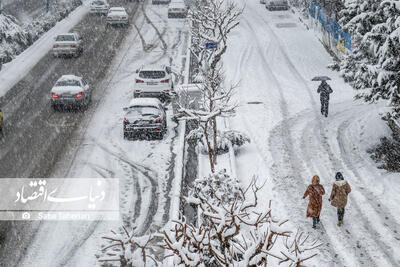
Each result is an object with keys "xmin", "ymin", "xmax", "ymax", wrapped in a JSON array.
[
  {"xmin": 57, "ymin": 33, "xmax": 76, "ymax": 36},
  {"xmin": 169, "ymin": 2, "xmax": 186, "ymax": 8},
  {"xmin": 58, "ymin": 74, "xmax": 81, "ymax": 81},
  {"xmin": 109, "ymin": 7, "xmax": 125, "ymax": 11},
  {"xmin": 128, "ymin": 98, "xmax": 162, "ymax": 107}
]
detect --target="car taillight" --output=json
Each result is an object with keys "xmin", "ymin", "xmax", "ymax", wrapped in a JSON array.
[
  {"xmin": 53, "ymin": 44, "xmax": 59, "ymax": 48},
  {"xmin": 124, "ymin": 117, "xmax": 129, "ymax": 123},
  {"xmin": 135, "ymin": 89, "xmax": 141, "ymax": 93},
  {"xmin": 71, "ymin": 44, "xmax": 77, "ymax": 48},
  {"xmin": 155, "ymin": 117, "xmax": 163, "ymax": 123},
  {"xmin": 52, "ymin": 93, "xmax": 59, "ymax": 98},
  {"xmin": 160, "ymin": 79, "xmax": 169, "ymax": 83},
  {"xmin": 122, "ymin": 16, "xmax": 127, "ymax": 19},
  {"xmin": 76, "ymin": 92, "xmax": 83, "ymax": 98},
  {"xmin": 136, "ymin": 79, "xmax": 144, "ymax": 83},
  {"xmin": 163, "ymin": 89, "xmax": 169, "ymax": 93}
]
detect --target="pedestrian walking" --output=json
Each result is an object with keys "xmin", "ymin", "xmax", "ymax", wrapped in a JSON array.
[
  {"xmin": 303, "ymin": 175, "xmax": 325, "ymax": 228},
  {"xmin": 329, "ymin": 172, "xmax": 352, "ymax": 226},
  {"xmin": 317, "ymin": 80, "xmax": 333, "ymax": 117}
]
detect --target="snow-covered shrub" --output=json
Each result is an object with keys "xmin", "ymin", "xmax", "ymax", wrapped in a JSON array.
[
  {"xmin": 163, "ymin": 178, "xmax": 321, "ymax": 266},
  {"xmin": 369, "ymin": 136, "xmax": 400, "ymax": 172},
  {"xmin": 188, "ymin": 169, "xmax": 243, "ymax": 207},
  {"xmin": 187, "ymin": 127, "xmax": 250, "ymax": 155},
  {"xmin": 99, "ymin": 226, "xmax": 162, "ymax": 267}
]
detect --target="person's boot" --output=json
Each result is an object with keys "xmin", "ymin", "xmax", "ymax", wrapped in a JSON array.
[{"xmin": 338, "ymin": 220, "xmax": 342, "ymax": 227}]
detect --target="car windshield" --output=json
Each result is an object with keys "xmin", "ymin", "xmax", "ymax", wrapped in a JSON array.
[
  {"xmin": 55, "ymin": 80, "xmax": 81, "ymax": 86},
  {"xmin": 56, "ymin": 35, "xmax": 75, "ymax": 42},
  {"xmin": 93, "ymin": 0, "xmax": 105, "ymax": 5},
  {"xmin": 139, "ymin": 71, "xmax": 166, "ymax": 79},
  {"xmin": 127, "ymin": 106, "xmax": 160, "ymax": 116}
]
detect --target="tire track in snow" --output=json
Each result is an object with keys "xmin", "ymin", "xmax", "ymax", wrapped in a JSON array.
[
  {"xmin": 243, "ymin": 5, "xmax": 373, "ymax": 265},
  {"xmin": 237, "ymin": 14, "xmax": 343, "ymax": 266},
  {"xmin": 254, "ymin": 6, "xmax": 400, "ymax": 265}
]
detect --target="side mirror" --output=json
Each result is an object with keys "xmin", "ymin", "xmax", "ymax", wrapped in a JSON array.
[{"xmin": 135, "ymin": 69, "xmax": 139, "ymax": 73}]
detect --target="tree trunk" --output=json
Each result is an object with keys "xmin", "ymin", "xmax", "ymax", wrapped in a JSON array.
[
  {"xmin": 204, "ymin": 123, "xmax": 215, "ymax": 173},
  {"xmin": 212, "ymin": 117, "xmax": 218, "ymax": 166}
]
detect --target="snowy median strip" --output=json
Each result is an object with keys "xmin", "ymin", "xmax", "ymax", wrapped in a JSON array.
[{"xmin": 0, "ymin": 2, "xmax": 90, "ymax": 98}]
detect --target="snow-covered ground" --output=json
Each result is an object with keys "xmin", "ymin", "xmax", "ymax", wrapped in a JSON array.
[
  {"xmin": 223, "ymin": 1, "xmax": 400, "ymax": 266},
  {"xmin": 19, "ymin": 4, "xmax": 189, "ymax": 266}
]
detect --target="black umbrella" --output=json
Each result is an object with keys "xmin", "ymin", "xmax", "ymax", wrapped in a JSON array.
[{"xmin": 311, "ymin": 76, "xmax": 331, "ymax": 81}]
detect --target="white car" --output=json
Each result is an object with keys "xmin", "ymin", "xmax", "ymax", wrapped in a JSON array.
[
  {"xmin": 168, "ymin": 1, "xmax": 187, "ymax": 18},
  {"xmin": 260, "ymin": 0, "xmax": 266, "ymax": 4},
  {"xmin": 50, "ymin": 75, "xmax": 91, "ymax": 110},
  {"xmin": 134, "ymin": 65, "xmax": 174, "ymax": 101},
  {"xmin": 106, "ymin": 7, "xmax": 129, "ymax": 26},
  {"xmin": 52, "ymin": 33, "xmax": 83, "ymax": 57},
  {"xmin": 90, "ymin": 0, "xmax": 109, "ymax": 15},
  {"xmin": 123, "ymin": 98, "xmax": 167, "ymax": 140}
]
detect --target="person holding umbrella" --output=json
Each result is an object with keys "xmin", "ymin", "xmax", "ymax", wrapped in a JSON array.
[{"xmin": 312, "ymin": 76, "xmax": 333, "ymax": 117}]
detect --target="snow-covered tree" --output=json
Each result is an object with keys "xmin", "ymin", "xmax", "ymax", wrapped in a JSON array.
[
  {"xmin": 178, "ymin": 0, "xmax": 244, "ymax": 173},
  {"xmin": 177, "ymin": 65, "xmax": 238, "ymax": 173},
  {"xmin": 338, "ymin": 1, "xmax": 400, "ymax": 120}
]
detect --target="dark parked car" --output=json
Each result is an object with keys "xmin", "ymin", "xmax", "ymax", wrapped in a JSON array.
[{"xmin": 123, "ymin": 98, "xmax": 167, "ymax": 140}]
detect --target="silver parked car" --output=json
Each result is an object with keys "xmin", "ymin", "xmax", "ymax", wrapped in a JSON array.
[
  {"xmin": 123, "ymin": 98, "xmax": 167, "ymax": 140},
  {"xmin": 90, "ymin": 0, "xmax": 109, "ymax": 15},
  {"xmin": 134, "ymin": 65, "xmax": 174, "ymax": 101},
  {"xmin": 106, "ymin": 7, "xmax": 129, "ymax": 26},
  {"xmin": 52, "ymin": 33, "xmax": 83, "ymax": 57},
  {"xmin": 51, "ymin": 75, "xmax": 91, "ymax": 110}
]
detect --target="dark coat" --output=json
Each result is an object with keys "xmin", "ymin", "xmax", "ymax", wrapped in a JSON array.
[
  {"xmin": 317, "ymin": 82, "xmax": 333, "ymax": 100},
  {"xmin": 303, "ymin": 176, "xmax": 325, "ymax": 218},
  {"xmin": 329, "ymin": 180, "xmax": 351, "ymax": 208}
]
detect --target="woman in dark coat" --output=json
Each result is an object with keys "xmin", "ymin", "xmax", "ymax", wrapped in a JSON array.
[{"xmin": 303, "ymin": 175, "xmax": 325, "ymax": 228}]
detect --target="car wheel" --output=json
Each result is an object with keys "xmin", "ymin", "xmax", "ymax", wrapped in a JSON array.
[
  {"xmin": 123, "ymin": 130, "xmax": 129, "ymax": 139},
  {"xmin": 52, "ymin": 104, "xmax": 59, "ymax": 111},
  {"xmin": 156, "ymin": 132, "xmax": 164, "ymax": 140}
]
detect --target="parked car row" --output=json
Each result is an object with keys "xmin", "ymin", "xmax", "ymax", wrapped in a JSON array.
[
  {"xmin": 260, "ymin": 0, "xmax": 290, "ymax": 11},
  {"xmin": 151, "ymin": 0, "xmax": 187, "ymax": 18}
]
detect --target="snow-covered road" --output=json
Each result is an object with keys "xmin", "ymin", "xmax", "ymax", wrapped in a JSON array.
[
  {"xmin": 18, "ymin": 3, "xmax": 189, "ymax": 266},
  {"xmin": 225, "ymin": 1, "xmax": 400, "ymax": 266}
]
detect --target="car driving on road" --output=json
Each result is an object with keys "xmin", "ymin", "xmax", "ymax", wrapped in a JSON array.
[
  {"xmin": 168, "ymin": 1, "xmax": 188, "ymax": 18},
  {"xmin": 106, "ymin": 7, "xmax": 129, "ymax": 26},
  {"xmin": 52, "ymin": 33, "xmax": 83, "ymax": 57},
  {"xmin": 266, "ymin": 0, "xmax": 289, "ymax": 10},
  {"xmin": 90, "ymin": 0, "xmax": 110, "ymax": 15},
  {"xmin": 134, "ymin": 65, "xmax": 174, "ymax": 101},
  {"xmin": 51, "ymin": 75, "xmax": 92, "ymax": 110},
  {"xmin": 123, "ymin": 98, "xmax": 167, "ymax": 140}
]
